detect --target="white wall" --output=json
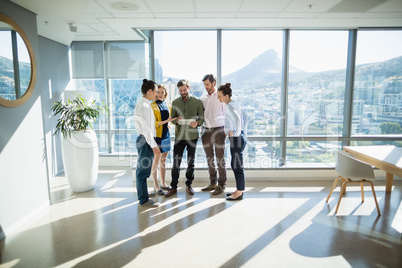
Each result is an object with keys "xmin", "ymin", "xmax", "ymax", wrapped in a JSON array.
[
  {"xmin": 0, "ymin": 0, "xmax": 49, "ymax": 237},
  {"xmin": 39, "ymin": 36, "xmax": 70, "ymax": 178}
]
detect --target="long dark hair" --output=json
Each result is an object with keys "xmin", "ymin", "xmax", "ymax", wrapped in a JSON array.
[
  {"xmin": 217, "ymin": 83, "xmax": 232, "ymax": 98},
  {"xmin": 141, "ymin": 79, "xmax": 156, "ymax": 95}
]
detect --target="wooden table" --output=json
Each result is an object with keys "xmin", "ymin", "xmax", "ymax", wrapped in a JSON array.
[{"xmin": 343, "ymin": 145, "xmax": 402, "ymax": 194}]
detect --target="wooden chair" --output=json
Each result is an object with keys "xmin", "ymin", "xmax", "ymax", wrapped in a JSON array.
[{"xmin": 326, "ymin": 150, "xmax": 381, "ymax": 216}]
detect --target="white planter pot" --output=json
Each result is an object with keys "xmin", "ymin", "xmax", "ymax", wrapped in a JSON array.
[{"xmin": 62, "ymin": 130, "xmax": 99, "ymax": 192}]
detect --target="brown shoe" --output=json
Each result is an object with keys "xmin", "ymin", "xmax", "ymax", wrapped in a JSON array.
[
  {"xmin": 186, "ymin": 185, "xmax": 194, "ymax": 195},
  {"xmin": 164, "ymin": 188, "xmax": 177, "ymax": 198},
  {"xmin": 201, "ymin": 183, "xmax": 217, "ymax": 191},
  {"xmin": 212, "ymin": 185, "xmax": 225, "ymax": 195}
]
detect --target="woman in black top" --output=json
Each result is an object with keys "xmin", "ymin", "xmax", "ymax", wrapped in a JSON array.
[{"xmin": 151, "ymin": 84, "xmax": 176, "ymax": 195}]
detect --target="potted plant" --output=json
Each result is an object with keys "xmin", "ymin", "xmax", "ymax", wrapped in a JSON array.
[{"xmin": 52, "ymin": 93, "xmax": 108, "ymax": 192}]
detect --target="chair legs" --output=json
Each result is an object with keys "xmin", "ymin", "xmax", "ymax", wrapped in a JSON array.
[
  {"xmin": 367, "ymin": 180, "xmax": 381, "ymax": 216},
  {"xmin": 328, "ymin": 178, "xmax": 381, "ymax": 216},
  {"xmin": 335, "ymin": 179, "xmax": 349, "ymax": 213},
  {"xmin": 326, "ymin": 176, "xmax": 342, "ymax": 203}
]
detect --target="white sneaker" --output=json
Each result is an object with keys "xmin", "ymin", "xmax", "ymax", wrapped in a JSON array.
[{"xmin": 139, "ymin": 198, "xmax": 159, "ymax": 208}]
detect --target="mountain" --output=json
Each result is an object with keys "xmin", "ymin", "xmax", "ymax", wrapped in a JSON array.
[
  {"xmin": 0, "ymin": 56, "xmax": 31, "ymax": 92},
  {"xmin": 222, "ymin": 49, "xmax": 402, "ymax": 87},
  {"xmin": 222, "ymin": 49, "xmax": 303, "ymax": 86},
  {"xmin": 355, "ymin": 56, "xmax": 402, "ymax": 79}
]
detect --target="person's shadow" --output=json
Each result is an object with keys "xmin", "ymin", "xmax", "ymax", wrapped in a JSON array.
[{"xmin": 72, "ymin": 196, "xmax": 228, "ymax": 267}]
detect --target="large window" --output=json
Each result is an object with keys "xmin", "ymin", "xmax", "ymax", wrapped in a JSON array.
[
  {"xmin": 71, "ymin": 41, "xmax": 148, "ymax": 154},
  {"xmin": 288, "ymin": 31, "xmax": 348, "ymax": 137},
  {"xmin": 352, "ymin": 30, "xmax": 402, "ymax": 136},
  {"xmin": 70, "ymin": 29, "xmax": 402, "ymax": 167},
  {"xmin": 286, "ymin": 30, "xmax": 348, "ymax": 166},
  {"xmin": 222, "ymin": 30, "xmax": 283, "ymax": 167},
  {"xmin": 154, "ymin": 30, "xmax": 217, "ymax": 99}
]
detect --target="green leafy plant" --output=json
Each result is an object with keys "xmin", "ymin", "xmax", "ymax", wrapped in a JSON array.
[{"xmin": 52, "ymin": 95, "xmax": 109, "ymax": 138}]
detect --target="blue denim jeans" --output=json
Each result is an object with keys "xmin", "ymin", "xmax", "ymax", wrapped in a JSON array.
[
  {"xmin": 136, "ymin": 135, "xmax": 154, "ymax": 205},
  {"xmin": 229, "ymin": 132, "xmax": 247, "ymax": 191}
]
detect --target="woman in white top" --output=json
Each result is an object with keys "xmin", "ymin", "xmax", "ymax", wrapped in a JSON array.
[
  {"xmin": 217, "ymin": 83, "xmax": 247, "ymax": 201},
  {"xmin": 133, "ymin": 79, "xmax": 161, "ymax": 208}
]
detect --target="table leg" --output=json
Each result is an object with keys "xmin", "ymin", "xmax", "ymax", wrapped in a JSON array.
[{"xmin": 385, "ymin": 172, "xmax": 393, "ymax": 194}]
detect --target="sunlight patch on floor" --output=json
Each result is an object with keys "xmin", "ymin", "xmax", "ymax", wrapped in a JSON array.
[
  {"xmin": 102, "ymin": 187, "xmax": 136, "ymax": 193},
  {"xmin": 100, "ymin": 179, "xmax": 119, "ymax": 190},
  {"xmin": 0, "ymin": 259, "xmax": 20, "ymax": 268},
  {"xmin": 19, "ymin": 197, "xmax": 125, "ymax": 233},
  {"xmin": 130, "ymin": 198, "xmax": 307, "ymax": 267},
  {"xmin": 327, "ymin": 197, "xmax": 382, "ymax": 216},
  {"xmin": 243, "ymin": 198, "xmax": 352, "ymax": 267},
  {"xmin": 260, "ymin": 187, "xmax": 325, "ymax": 192}
]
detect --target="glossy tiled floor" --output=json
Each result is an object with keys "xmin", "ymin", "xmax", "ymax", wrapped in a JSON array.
[{"xmin": 1, "ymin": 167, "xmax": 401, "ymax": 268}]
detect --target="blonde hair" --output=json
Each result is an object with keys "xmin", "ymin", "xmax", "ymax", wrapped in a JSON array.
[{"xmin": 157, "ymin": 84, "xmax": 168, "ymax": 99}]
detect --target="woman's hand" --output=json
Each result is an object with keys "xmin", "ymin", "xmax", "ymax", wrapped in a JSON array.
[
  {"xmin": 167, "ymin": 117, "xmax": 177, "ymax": 123},
  {"xmin": 159, "ymin": 117, "xmax": 178, "ymax": 126}
]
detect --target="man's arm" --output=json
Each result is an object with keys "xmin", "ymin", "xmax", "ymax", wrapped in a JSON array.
[
  {"xmin": 197, "ymin": 100, "xmax": 204, "ymax": 126},
  {"xmin": 170, "ymin": 101, "xmax": 179, "ymax": 124}
]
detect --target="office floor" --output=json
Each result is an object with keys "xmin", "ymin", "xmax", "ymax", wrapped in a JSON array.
[{"xmin": 1, "ymin": 167, "xmax": 401, "ymax": 268}]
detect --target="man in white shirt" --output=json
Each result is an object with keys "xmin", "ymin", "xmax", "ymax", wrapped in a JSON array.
[
  {"xmin": 200, "ymin": 74, "xmax": 227, "ymax": 195},
  {"xmin": 133, "ymin": 79, "xmax": 161, "ymax": 208}
]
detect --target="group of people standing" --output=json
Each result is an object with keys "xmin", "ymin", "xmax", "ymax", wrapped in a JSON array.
[{"xmin": 133, "ymin": 74, "xmax": 247, "ymax": 208}]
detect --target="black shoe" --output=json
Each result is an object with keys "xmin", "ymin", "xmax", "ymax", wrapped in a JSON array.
[
  {"xmin": 155, "ymin": 189, "xmax": 165, "ymax": 195},
  {"xmin": 226, "ymin": 193, "xmax": 243, "ymax": 201},
  {"xmin": 160, "ymin": 185, "xmax": 171, "ymax": 191}
]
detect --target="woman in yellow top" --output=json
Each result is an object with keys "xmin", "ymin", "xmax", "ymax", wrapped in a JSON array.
[{"xmin": 151, "ymin": 84, "xmax": 176, "ymax": 195}]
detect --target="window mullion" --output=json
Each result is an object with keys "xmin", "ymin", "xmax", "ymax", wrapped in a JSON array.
[
  {"xmin": 343, "ymin": 29, "xmax": 357, "ymax": 147},
  {"xmin": 280, "ymin": 29, "xmax": 290, "ymax": 167}
]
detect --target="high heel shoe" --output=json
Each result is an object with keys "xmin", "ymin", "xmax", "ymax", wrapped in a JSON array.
[{"xmin": 226, "ymin": 193, "xmax": 243, "ymax": 201}]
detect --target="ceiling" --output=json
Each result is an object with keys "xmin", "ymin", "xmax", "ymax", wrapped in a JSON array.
[{"xmin": 10, "ymin": 0, "xmax": 402, "ymax": 46}]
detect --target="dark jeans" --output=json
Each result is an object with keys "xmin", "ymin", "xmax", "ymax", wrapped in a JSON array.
[
  {"xmin": 170, "ymin": 139, "xmax": 198, "ymax": 189},
  {"xmin": 201, "ymin": 127, "xmax": 227, "ymax": 186},
  {"xmin": 229, "ymin": 132, "xmax": 247, "ymax": 191},
  {"xmin": 135, "ymin": 135, "xmax": 154, "ymax": 205}
]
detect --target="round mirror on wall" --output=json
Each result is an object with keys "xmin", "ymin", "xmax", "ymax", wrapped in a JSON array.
[{"xmin": 0, "ymin": 14, "xmax": 36, "ymax": 108}]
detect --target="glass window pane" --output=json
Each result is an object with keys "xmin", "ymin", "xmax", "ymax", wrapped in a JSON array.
[
  {"xmin": 105, "ymin": 42, "xmax": 147, "ymax": 78},
  {"xmin": 353, "ymin": 30, "xmax": 402, "ymax": 135},
  {"xmin": 243, "ymin": 141, "xmax": 281, "ymax": 168},
  {"xmin": 286, "ymin": 141, "xmax": 340, "ymax": 167},
  {"xmin": 73, "ymin": 79, "xmax": 108, "ymax": 130},
  {"xmin": 288, "ymin": 31, "xmax": 348, "ymax": 136},
  {"xmin": 73, "ymin": 79, "xmax": 108, "ymax": 151},
  {"xmin": 97, "ymin": 133, "xmax": 109, "ymax": 153},
  {"xmin": 110, "ymin": 79, "xmax": 143, "ymax": 131},
  {"xmin": 154, "ymin": 30, "xmax": 217, "ymax": 98},
  {"xmin": 222, "ymin": 30, "xmax": 283, "ymax": 136},
  {"xmin": 71, "ymin": 42, "xmax": 104, "ymax": 78}
]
